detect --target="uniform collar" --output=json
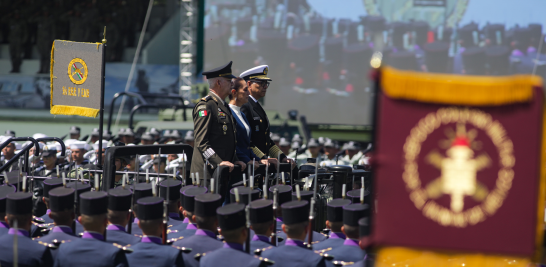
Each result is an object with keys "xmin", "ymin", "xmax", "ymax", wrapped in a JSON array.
[
  {"xmin": 223, "ymin": 242, "xmax": 244, "ymax": 251},
  {"xmin": 141, "ymin": 235, "xmax": 162, "ymax": 244},
  {"xmin": 251, "ymin": 234, "xmax": 270, "ymax": 243},
  {"xmin": 0, "ymin": 222, "xmax": 9, "ymax": 228},
  {"xmin": 209, "ymin": 91, "xmax": 225, "ymax": 105},
  {"xmin": 8, "ymin": 228, "xmax": 29, "ymax": 237},
  {"xmin": 82, "ymin": 231, "xmax": 104, "ymax": 241},
  {"xmin": 186, "ymin": 223, "xmax": 198, "ymax": 230},
  {"xmin": 285, "ymin": 238, "xmax": 306, "ymax": 247},
  {"xmin": 195, "ymin": 229, "xmax": 216, "ymax": 239},
  {"xmin": 343, "ymin": 238, "xmax": 360, "ymax": 246},
  {"xmin": 107, "ymin": 224, "xmax": 126, "ymax": 232},
  {"xmin": 182, "ymin": 217, "xmax": 189, "ymax": 223},
  {"xmin": 329, "ymin": 232, "xmax": 346, "ymax": 239},
  {"xmin": 249, "ymin": 95, "xmax": 259, "ymax": 103},
  {"xmin": 52, "ymin": 225, "xmax": 73, "ymax": 234}
]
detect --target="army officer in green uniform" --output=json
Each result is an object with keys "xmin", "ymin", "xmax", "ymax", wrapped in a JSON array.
[{"xmin": 191, "ymin": 61, "xmax": 247, "ymax": 200}]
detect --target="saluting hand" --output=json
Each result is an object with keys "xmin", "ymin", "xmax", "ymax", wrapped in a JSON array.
[{"xmin": 219, "ymin": 161, "xmax": 235, "ymax": 172}]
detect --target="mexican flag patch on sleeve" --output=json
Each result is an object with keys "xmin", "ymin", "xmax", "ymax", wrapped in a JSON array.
[{"xmin": 198, "ymin": 110, "xmax": 208, "ymax": 117}]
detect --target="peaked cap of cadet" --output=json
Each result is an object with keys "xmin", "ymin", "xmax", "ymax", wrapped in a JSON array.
[
  {"xmin": 268, "ymin": 184, "xmax": 292, "ymax": 205},
  {"xmin": 249, "ymin": 199, "xmax": 273, "ymax": 224},
  {"xmin": 136, "ymin": 196, "xmax": 163, "ymax": 220},
  {"xmin": 202, "ymin": 61, "xmax": 236, "ymax": 79},
  {"xmin": 0, "ymin": 185, "xmax": 16, "ymax": 213},
  {"xmin": 194, "ymin": 193, "xmax": 222, "ymax": 217},
  {"xmin": 182, "ymin": 186, "xmax": 207, "ymax": 212},
  {"xmin": 159, "ymin": 180, "xmax": 182, "ymax": 201},
  {"xmin": 217, "ymin": 203, "xmax": 246, "ymax": 231},
  {"xmin": 80, "ymin": 191, "xmax": 108, "ymax": 215},
  {"xmin": 133, "ymin": 183, "xmax": 154, "ymax": 203},
  {"xmin": 43, "ymin": 178, "xmax": 64, "ymax": 197},
  {"xmin": 108, "ymin": 188, "xmax": 133, "ymax": 211},
  {"xmin": 240, "ymin": 65, "xmax": 272, "ymax": 81},
  {"xmin": 49, "ymin": 187, "xmax": 75, "ymax": 212},
  {"xmin": 7, "ymin": 192, "xmax": 33, "ymax": 215}
]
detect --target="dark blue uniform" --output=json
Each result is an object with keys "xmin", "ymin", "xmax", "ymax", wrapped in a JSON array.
[
  {"xmin": 0, "ymin": 222, "xmax": 9, "ymax": 235},
  {"xmin": 168, "ymin": 222, "xmax": 197, "ymax": 241},
  {"xmin": 129, "ymin": 219, "xmax": 142, "ymax": 236},
  {"xmin": 168, "ymin": 213, "xmax": 185, "ymax": 227},
  {"xmin": 36, "ymin": 210, "xmax": 55, "ymax": 225},
  {"xmin": 172, "ymin": 229, "xmax": 222, "ymax": 267},
  {"xmin": 313, "ymin": 232, "xmax": 346, "ymax": 250},
  {"xmin": 168, "ymin": 217, "xmax": 189, "ymax": 232},
  {"xmin": 126, "ymin": 236, "xmax": 184, "ymax": 267},
  {"xmin": 0, "ymin": 228, "xmax": 54, "ymax": 267},
  {"xmin": 277, "ymin": 230, "xmax": 327, "ymax": 245},
  {"xmin": 323, "ymin": 239, "xmax": 365, "ymax": 263},
  {"xmin": 250, "ymin": 234, "xmax": 272, "ymax": 252},
  {"xmin": 53, "ymin": 232, "xmax": 128, "ymax": 267},
  {"xmin": 105, "ymin": 224, "xmax": 141, "ymax": 246},
  {"xmin": 261, "ymin": 239, "xmax": 327, "ymax": 267},
  {"xmin": 34, "ymin": 226, "xmax": 78, "ymax": 259},
  {"xmin": 200, "ymin": 242, "xmax": 266, "ymax": 267}
]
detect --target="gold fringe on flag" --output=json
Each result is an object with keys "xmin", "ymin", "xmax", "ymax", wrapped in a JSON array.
[
  {"xmin": 381, "ymin": 67, "xmax": 542, "ymax": 106},
  {"xmin": 50, "ymin": 105, "xmax": 100, "ymax": 118}
]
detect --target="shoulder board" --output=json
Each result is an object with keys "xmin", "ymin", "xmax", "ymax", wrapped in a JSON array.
[
  {"xmin": 167, "ymin": 229, "xmax": 178, "ymax": 234},
  {"xmin": 254, "ymin": 246, "xmax": 273, "ymax": 255},
  {"xmin": 112, "ymin": 243, "xmax": 133, "ymax": 253},
  {"xmin": 254, "ymin": 256, "xmax": 275, "ymax": 265},
  {"xmin": 315, "ymin": 247, "xmax": 333, "ymax": 254},
  {"xmin": 168, "ymin": 236, "xmax": 184, "ymax": 243},
  {"xmin": 332, "ymin": 261, "xmax": 356, "ymax": 266},
  {"xmin": 194, "ymin": 252, "xmax": 206, "ymax": 261},
  {"xmin": 33, "ymin": 216, "xmax": 45, "ymax": 223},
  {"xmin": 200, "ymin": 96, "xmax": 212, "ymax": 101},
  {"xmin": 311, "ymin": 240, "xmax": 321, "ymax": 245},
  {"xmin": 36, "ymin": 240, "xmax": 59, "ymax": 250},
  {"xmin": 172, "ymin": 246, "xmax": 192, "ymax": 253}
]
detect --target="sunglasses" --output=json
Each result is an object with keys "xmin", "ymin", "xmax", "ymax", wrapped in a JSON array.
[{"xmin": 252, "ymin": 81, "xmax": 270, "ymax": 88}]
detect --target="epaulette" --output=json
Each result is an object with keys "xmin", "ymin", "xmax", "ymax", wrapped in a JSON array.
[
  {"xmin": 172, "ymin": 245, "xmax": 192, "ymax": 253},
  {"xmin": 36, "ymin": 240, "xmax": 59, "ymax": 250},
  {"xmin": 315, "ymin": 251, "xmax": 334, "ymax": 260},
  {"xmin": 167, "ymin": 236, "xmax": 184, "ymax": 243},
  {"xmin": 315, "ymin": 247, "xmax": 333, "ymax": 254},
  {"xmin": 254, "ymin": 246, "xmax": 274, "ymax": 255},
  {"xmin": 112, "ymin": 243, "xmax": 133, "ymax": 253},
  {"xmin": 33, "ymin": 216, "xmax": 45, "ymax": 223},
  {"xmin": 133, "ymin": 234, "xmax": 142, "ymax": 238},
  {"xmin": 50, "ymin": 239, "xmax": 72, "ymax": 246},
  {"xmin": 194, "ymin": 252, "xmax": 206, "ymax": 261},
  {"xmin": 166, "ymin": 229, "xmax": 178, "ymax": 234},
  {"xmin": 254, "ymin": 256, "xmax": 275, "ymax": 265},
  {"xmin": 332, "ymin": 261, "xmax": 355, "ymax": 266},
  {"xmin": 200, "ymin": 95, "xmax": 211, "ymax": 101}
]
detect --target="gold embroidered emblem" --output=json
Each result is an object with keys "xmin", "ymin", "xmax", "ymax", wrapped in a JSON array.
[
  {"xmin": 68, "ymin": 58, "xmax": 88, "ymax": 85},
  {"xmin": 403, "ymin": 108, "xmax": 514, "ymax": 227}
]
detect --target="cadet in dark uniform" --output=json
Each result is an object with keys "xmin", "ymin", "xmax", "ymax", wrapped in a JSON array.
[
  {"xmin": 53, "ymin": 191, "xmax": 129, "ymax": 266},
  {"xmin": 200, "ymin": 202, "xmax": 270, "ymax": 267},
  {"xmin": 313, "ymin": 198, "xmax": 352, "ymax": 250},
  {"xmin": 36, "ymin": 178, "xmax": 65, "ymax": 226},
  {"xmin": 0, "ymin": 185, "xmax": 16, "ymax": 235},
  {"xmin": 341, "ymin": 218, "xmax": 368, "ymax": 267},
  {"xmin": 130, "ymin": 182, "xmax": 154, "ymax": 236},
  {"xmin": 191, "ymin": 61, "xmax": 246, "ymax": 201},
  {"xmin": 106, "ymin": 188, "xmax": 141, "ymax": 246},
  {"xmin": 34, "ymin": 187, "xmax": 78, "ymax": 259},
  {"xmin": 240, "ymin": 65, "xmax": 295, "ymax": 167},
  {"xmin": 249, "ymin": 198, "xmax": 274, "ymax": 252},
  {"xmin": 0, "ymin": 192, "xmax": 54, "ymax": 266},
  {"xmin": 173, "ymin": 193, "xmax": 223, "ymax": 267},
  {"xmin": 168, "ymin": 186, "xmax": 206, "ymax": 241},
  {"xmin": 158, "ymin": 180, "xmax": 184, "ymax": 226},
  {"xmin": 321, "ymin": 204, "xmax": 367, "ymax": 263},
  {"xmin": 126, "ymin": 196, "xmax": 185, "ymax": 267},
  {"xmin": 259, "ymin": 200, "xmax": 328, "ymax": 267},
  {"xmin": 66, "ymin": 181, "xmax": 91, "ymax": 235}
]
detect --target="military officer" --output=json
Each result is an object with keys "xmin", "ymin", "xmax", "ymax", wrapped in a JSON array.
[
  {"xmin": 313, "ymin": 198, "xmax": 352, "ymax": 250},
  {"xmin": 168, "ymin": 186, "xmax": 206, "ymax": 240},
  {"xmin": 34, "ymin": 187, "xmax": 78, "ymax": 259},
  {"xmin": 126, "ymin": 196, "xmax": 185, "ymax": 266},
  {"xmin": 199, "ymin": 202, "xmax": 269, "ymax": 267},
  {"xmin": 259, "ymin": 199, "xmax": 328, "ymax": 267},
  {"xmin": 53, "ymin": 191, "xmax": 129, "ymax": 266},
  {"xmin": 129, "ymin": 182, "xmax": 154, "ymax": 236},
  {"xmin": 106, "ymin": 188, "xmax": 141, "ymax": 246},
  {"xmin": 158, "ymin": 179, "xmax": 184, "ymax": 226},
  {"xmin": 66, "ymin": 181, "xmax": 92, "ymax": 235},
  {"xmin": 0, "ymin": 140, "xmax": 19, "ymax": 172},
  {"xmin": 191, "ymin": 61, "xmax": 246, "ymax": 202},
  {"xmin": 267, "ymin": 184, "xmax": 292, "ymax": 233},
  {"xmin": 173, "ymin": 193, "xmax": 223, "ymax": 267},
  {"xmin": 321, "ymin": 204, "xmax": 367, "ymax": 263},
  {"xmin": 341, "ymin": 142, "xmax": 363, "ymax": 165},
  {"xmin": 0, "ymin": 192, "xmax": 54, "ymax": 266},
  {"xmin": 36, "ymin": 178, "xmax": 65, "ymax": 226},
  {"xmin": 140, "ymin": 132, "xmax": 154, "ymax": 145},
  {"xmin": 240, "ymin": 65, "xmax": 295, "ymax": 167},
  {"xmin": 34, "ymin": 148, "xmax": 59, "ymax": 177},
  {"xmin": 69, "ymin": 126, "xmax": 81, "ymax": 140},
  {"xmin": 0, "ymin": 185, "xmax": 16, "ymax": 235},
  {"xmin": 249, "ymin": 198, "xmax": 275, "ymax": 252},
  {"xmin": 296, "ymin": 138, "xmax": 324, "ymax": 166}
]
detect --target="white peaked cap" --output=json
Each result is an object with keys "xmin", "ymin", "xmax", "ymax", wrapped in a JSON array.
[{"xmin": 70, "ymin": 141, "xmax": 88, "ymax": 150}]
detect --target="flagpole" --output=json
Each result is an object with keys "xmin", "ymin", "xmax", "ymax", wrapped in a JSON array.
[{"xmin": 99, "ymin": 27, "xmax": 107, "ymax": 190}]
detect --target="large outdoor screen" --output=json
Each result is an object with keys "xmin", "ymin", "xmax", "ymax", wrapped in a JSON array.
[{"xmin": 203, "ymin": 0, "xmax": 546, "ymax": 125}]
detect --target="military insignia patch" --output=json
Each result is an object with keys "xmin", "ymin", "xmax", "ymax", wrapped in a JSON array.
[
  {"xmin": 198, "ymin": 110, "xmax": 208, "ymax": 117},
  {"xmin": 218, "ymin": 112, "xmax": 226, "ymax": 117},
  {"xmin": 68, "ymin": 58, "xmax": 88, "ymax": 85}
]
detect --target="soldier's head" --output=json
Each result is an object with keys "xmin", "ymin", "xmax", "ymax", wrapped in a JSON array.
[
  {"xmin": 307, "ymin": 138, "xmax": 320, "ymax": 158},
  {"xmin": 179, "ymin": 186, "xmax": 205, "ymax": 223},
  {"xmin": 78, "ymin": 191, "xmax": 108, "ymax": 234},
  {"xmin": 42, "ymin": 149, "xmax": 58, "ymax": 169},
  {"xmin": 107, "ymin": 188, "xmax": 132, "ymax": 227},
  {"xmin": 0, "ymin": 186, "xmax": 16, "ymax": 227},
  {"xmin": 208, "ymin": 77, "xmax": 232, "ymax": 99},
  {"xmin": 159, "ymin": 180, "xmax": 182, "ymax": 213},
  {"xmin": 42, "ymin": 178, "xmax": 64, "ymax": 208},
  {"xmin": 69, "ymin": 126, "xmax": 81, "ymax": 140},
  {"xmin": 218, "ymin": 203, "xmax": 247, "ymax": 244},
  {"xmin": 324, "ymin": 139, "xmax": 338, "ymax": 159},
  {"xmin": 2, "ymin": 142, "xmax": 15, "ymax": 159},
  {"xmin": 5, "ymin": 192, "xmax": 34, "ymax": 232},
  {"xmin": 344, "ymin": 141, "xmax": 360, "ymax": 158},
  {"xmin": 240, "ymin": 65, "xmax": 271, "ymax": 100},
  {"xmin": 326, "ymin": 199, "xmax": 351, "ymax": 233},
  {"xmin": 341, "ymin": 204, "xmax": 367, "ymax": 240},
  {"xmin": 70, "ymin": 141, "xmax": 87, "ymax": 164},
  {"xmin": 152, "ymin": 157, "xmax": 166, "ymax": 173},
  {"xmin": 115, "ymin": 157, "xmax": 129, "ymax": 171},
  {"xmin": 281, "ymin": 200, "xmax": 310, "ymax": 240},
  {"xmin": 48, "ymin": 187, "xmax": 75, "ymax": 227},
  {"xmin": 193, "ymin": 193, "xmax": 222, "ymax": 232},
  {"xmin": 249, "ymin": 199, "xmax": 274, "ymax": 237},
  {"xmin": 136, "ymin": 196, "xmax": 164, "ymax": 237},
  {"xmin": 228, "ymin": 77, "xmax": 249, "ymax": 106},
  {"xmin": 268, "ymin": 185, "xmax": 293, "ymax": 217},
  {"xmin": 167, "ymin": 154, "xmax": 178, "ymax": 162}
]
